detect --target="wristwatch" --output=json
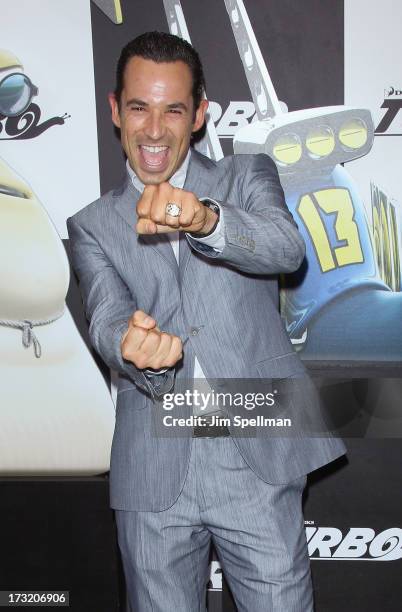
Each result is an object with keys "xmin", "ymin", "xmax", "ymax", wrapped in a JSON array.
[{"xmin": 190, "ymin": 198, "xmax": 220, "ymax": 237}]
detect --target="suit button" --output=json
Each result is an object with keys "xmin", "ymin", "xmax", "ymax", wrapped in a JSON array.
[{"xmin": 190, "ymin": 327, "xmax": 200, "ymax": 336}]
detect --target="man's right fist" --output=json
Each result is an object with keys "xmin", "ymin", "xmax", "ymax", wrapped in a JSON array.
[{"xmin": 121, "ymin": 310, "xmax": 183, "ymax": 370}]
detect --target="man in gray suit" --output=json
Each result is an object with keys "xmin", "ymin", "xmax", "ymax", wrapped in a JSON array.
[{"xmin": 68, "ymin": 32, "xmax": 345, "ymax": 612}]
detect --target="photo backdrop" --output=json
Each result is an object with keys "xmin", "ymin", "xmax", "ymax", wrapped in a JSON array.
[{"xmin": 1, "ymin": 1, "xmax": 401, "ymax": 610}]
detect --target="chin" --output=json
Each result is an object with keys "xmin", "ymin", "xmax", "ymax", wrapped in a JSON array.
[
  {"xmin": 141, "ymin": 172, "xmax": 169, "ymax": 185},
  {"xmin": 142, "ymin": 165, "xmax": 175, "ymax": 185}
]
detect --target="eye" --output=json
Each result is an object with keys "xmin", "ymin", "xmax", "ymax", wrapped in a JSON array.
[
  {"xmin": 167, "ymin": 108, "xmax": 182, "ymax": 115},
  {"xmin": 130, "ymin": 105, "xmax": 145, "ymax": 112}
]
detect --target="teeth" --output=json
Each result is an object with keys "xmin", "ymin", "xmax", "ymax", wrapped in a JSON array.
[{"xmin": 141, "ymin": 145, "xmax": 168, "ymax": 153}]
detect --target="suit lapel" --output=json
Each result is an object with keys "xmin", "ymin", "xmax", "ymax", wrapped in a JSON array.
[{"xmin": 114, "ymin": 176, "xmax": 178, "ymax": 274}]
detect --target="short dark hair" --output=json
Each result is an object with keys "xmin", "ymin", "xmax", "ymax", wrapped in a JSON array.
[{"xmin": 114, "ymin": 31, "xmax": 205, "ymax": 113}]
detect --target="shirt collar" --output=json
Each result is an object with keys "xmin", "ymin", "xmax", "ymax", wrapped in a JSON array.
[{"xmin": 126, "ymin": 148, "xmax": 191, "ymax": 194}]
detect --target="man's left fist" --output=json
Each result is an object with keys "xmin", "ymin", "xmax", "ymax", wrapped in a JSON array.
[{"xmin": 136, "ymin": 183, "xmax": 217, "ymax": 235}]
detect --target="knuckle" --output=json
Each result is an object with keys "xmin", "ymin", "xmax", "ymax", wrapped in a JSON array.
[
  {"xmin": 148, "ymin": 329, "xmax": 160, "ymax": 342},
  {"xmin": 179, "ymin": 213, "xmax": 192, "ymax": 226},
  {"xmin": 157, "ymin": 332, "xmax": 167, "ymax": 345},
  {"xmin": 152, "ymin": 208, "xmax": 165, "ymax": 224},
  {"xmin": 165, "ymin": 334, "xmax": 173, "ymax": 347},
  {"xmin": 133, "ymin": 309, "xmax": 144, "ymax": 322},
  {"xmin": 134, "ymin": 353, "xmax": 148, "ymax": 370},
  {"xmin": 144, "ymin": 330, "xmax": 160, "ymax": 352},
  {"xmin": 166, "ymin": 351, "xmax": 180, "ymax": 367},
  {"xmin": 174, "ymin": 340, "xmax": 183, "ymax": 356},
  {"xmin": 121, "ymin": 344, "xmax": 130, "ymax": 360},
  {"xmin": 147, "ymin": 354, "xmax": 161, "ymax": 369},
  {"xmin": 172, "ymin": 187, "xmax": 182, "ymax": 201},
  {"xmin": 166, "ymin": 215, "xmax": 179, "ymax": 226},
  {"xmin": 134, "ymin": 326, "xmax": 147, "ymax": 341}
]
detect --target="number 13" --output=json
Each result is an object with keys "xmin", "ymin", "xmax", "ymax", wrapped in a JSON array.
[{"xmin": 297, "ymin": 188, "xmax": 364, "ymax": 273}]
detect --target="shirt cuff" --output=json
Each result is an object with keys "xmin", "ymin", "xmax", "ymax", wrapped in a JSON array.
[{"xmin": 188, "ymin": 199, "xmax": 225, "ymax": 253}]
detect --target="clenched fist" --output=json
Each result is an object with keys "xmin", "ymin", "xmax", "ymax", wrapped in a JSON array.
[
  {"xmin": 136, "ymin": 182, "xmax": 217, "ymax": 235},
  {"xmin": 121, "ymin": 310, "xmax": 183, "ymax": 370}
]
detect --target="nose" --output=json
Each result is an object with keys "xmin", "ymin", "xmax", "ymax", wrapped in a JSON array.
[{"xmin": 144, "ymin": 109, "xmax": 166, "ymax": 141}]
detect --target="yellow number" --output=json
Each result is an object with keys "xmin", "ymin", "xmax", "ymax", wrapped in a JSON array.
[
  {"xmin": 298, "ymin": 194, "xmax": 334, "ymax": 271},
  {"xmin": 389, "ymin": 204, "xmax": 401, "ymax": 291},
  {"xmin": 372, "ymin": 204, "xmax": 382, "ymax": 276},
  {"xmin": 297, "ymin": 189, "xmax": 364, "ymax": 273},
  {"xmin": 372, "ymin": 183, "xmax": 401, "ymax": 291},
  {"xmin": 380, "ymin": 198, "xmax": 392, "ymax": 288}
]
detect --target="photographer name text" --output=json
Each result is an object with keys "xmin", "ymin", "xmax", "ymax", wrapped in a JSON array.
[{"xmin": 162, "ymin": 415, "xmax": 292, "ymax": 428}]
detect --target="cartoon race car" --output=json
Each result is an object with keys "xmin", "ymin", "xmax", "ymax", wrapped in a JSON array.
[{"xmin": 163, "ymin": 0, "xmax": 402, "ymax": 363}]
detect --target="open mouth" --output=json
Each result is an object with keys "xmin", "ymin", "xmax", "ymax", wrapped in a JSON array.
[{"xmin": 138, "ymin": 144, "xmax": 170, "ymax": 171}]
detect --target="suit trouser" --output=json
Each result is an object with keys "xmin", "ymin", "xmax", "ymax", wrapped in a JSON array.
[{"xmin": 115, "ymin": 435, "xmax": 313, "ymax": 612}]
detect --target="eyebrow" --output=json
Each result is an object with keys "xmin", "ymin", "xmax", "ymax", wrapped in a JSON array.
[
  {"xmin": 125, "ymin": 98, "xmax": 147, "ymax": 107},
  {"xmin": 125, "ymin": 98, "xmax": 188, "ymax": 112},
  {"xmin": 167, "ymin": 102, "xmax": 188, "ymax": 111}
]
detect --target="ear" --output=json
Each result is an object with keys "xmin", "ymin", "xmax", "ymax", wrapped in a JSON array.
[
  {"xmin": 108, "ymin": 92, "xmax": 121, "ymax": 129},
  {"xmin": 192, "ymin": 99, "xmax": 209, "ymax": 133}
]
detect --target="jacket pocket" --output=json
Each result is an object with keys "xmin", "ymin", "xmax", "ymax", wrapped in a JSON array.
[
  {"xmin": 255, "ymin": 353, "xmax": 311, "ymax": 425},
  {"xmin": 255, "ymin": 352, "xmax": 307, "ymax": 380}
]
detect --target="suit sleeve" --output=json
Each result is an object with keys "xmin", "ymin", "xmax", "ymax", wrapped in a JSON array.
[
  {"xmin": 186, "ymin": 154, "xmax": 305, "ymax": 274},
  {"xmin": 67, "ymin": 216, "xmax": 174, "ymax": 399}
]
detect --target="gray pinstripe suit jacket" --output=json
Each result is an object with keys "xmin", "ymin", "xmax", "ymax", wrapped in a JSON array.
[{"xmin": 67, "ymin": 149, "xmax": 346, "ymax": 511}]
